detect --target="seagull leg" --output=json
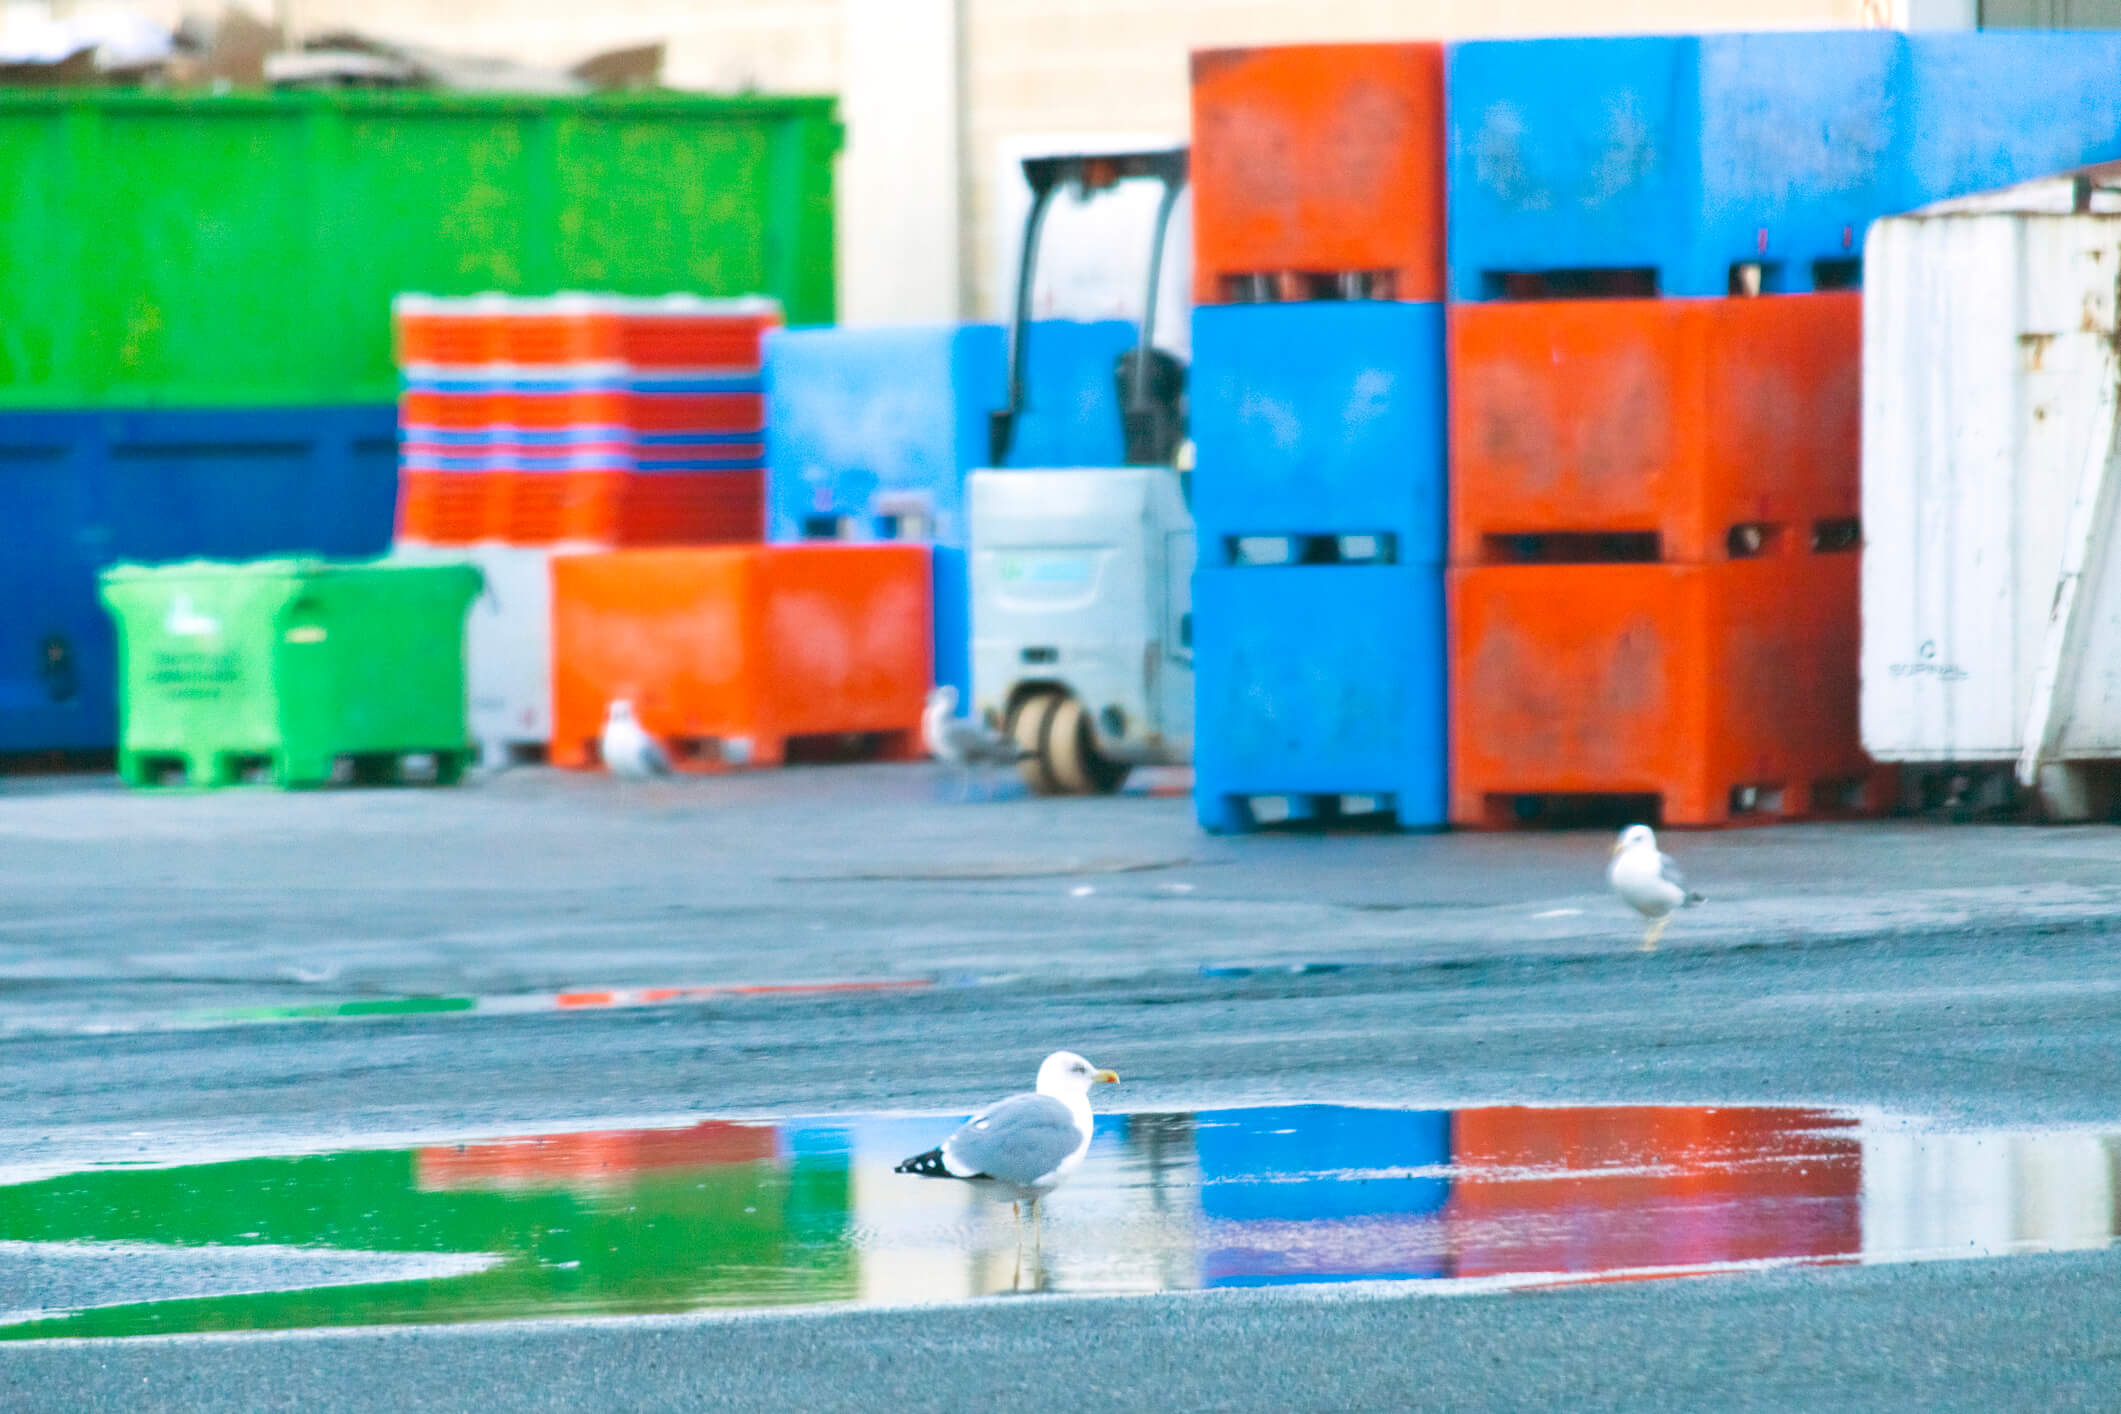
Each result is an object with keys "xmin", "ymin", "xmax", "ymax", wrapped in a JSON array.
[{"xmin": 1641, "ymin": 915, "xmax": 1670, "ymax": 952}]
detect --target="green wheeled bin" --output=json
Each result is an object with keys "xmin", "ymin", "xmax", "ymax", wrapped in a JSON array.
[{"xmin": 98, "ymin": 559, "xmax": 482, "ymax": 788}]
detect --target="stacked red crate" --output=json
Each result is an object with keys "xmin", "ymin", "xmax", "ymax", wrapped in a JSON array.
[
  {"xmin": 393, "ymin": 294, "xmax": 778, "ymax": 548},
  {"xmin": 1446, "ymin": 291, "xmax": 1885, "ymax": 827}
]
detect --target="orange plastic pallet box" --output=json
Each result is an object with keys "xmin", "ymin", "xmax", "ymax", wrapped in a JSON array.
[
  {"xmin": 1448, "ymin": 554, "xmax": 1880, "ymax": 827},
  {"xmin": 550, "ymin": 544, "xmax": 931, "ymax": 771},
  {"xmin": 1450, "ymin": 293, "xmax": 1861, "ymax": 566},
  {"xmin": 1191, "ymin": 42, "xmax": 1445, "ymax": 304}
]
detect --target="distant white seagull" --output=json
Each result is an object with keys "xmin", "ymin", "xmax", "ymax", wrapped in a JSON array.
[
  {"xmin": 896, "ymin": 1050, "xmax": 1119, "ymax": 1272},
  {"xmin": 600, "ymin": 699, "xmax": 672, "ymax": 780},
  {"xmin": 921, "ymin": 685, "xmax": 1024, "ymax": 799},
  {"xmin": 1607, "ymin": 823, "xmax": 1704, "ymax": 951}
]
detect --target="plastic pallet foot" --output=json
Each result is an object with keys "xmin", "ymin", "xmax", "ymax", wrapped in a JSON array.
[{"xmin": 1195, "ymin": 792, "xmax": 1255, "ymax": 835}]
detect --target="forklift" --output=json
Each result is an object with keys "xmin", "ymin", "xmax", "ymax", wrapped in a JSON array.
[{"xmin": 967, "ymin": 148, "xmax": 1197, "ymax": 795}]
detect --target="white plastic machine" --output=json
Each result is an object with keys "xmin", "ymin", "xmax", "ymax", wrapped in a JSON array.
[
  {"xmin": 967, "ymin": 148, "xmax": 1196, "ymax": 794},
  {"xmin": 969, "ymin": 466, "xmax": 1194, "ymax": 792}
]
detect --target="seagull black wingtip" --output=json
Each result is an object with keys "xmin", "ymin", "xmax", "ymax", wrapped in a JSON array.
[
  {"xmin": 894, "ymin": 1146, "xmax": 949, "ymax": 1177},
  {"xmin": 895, "ymin": 1147, "xmax": 992, "ymax": 1181}
]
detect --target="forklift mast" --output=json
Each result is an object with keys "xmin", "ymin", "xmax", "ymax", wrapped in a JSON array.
[{"xmin": 988, "ymin": 148, "xmax": 1190, "ymax": 470}]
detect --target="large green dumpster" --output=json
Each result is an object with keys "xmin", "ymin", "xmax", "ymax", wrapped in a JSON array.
[
  {"xmin": 99, "ymin": 559, "xmax": 483, "ymax": 788},
  {"xmin": 0, "ymin": 89, "xmax": 839, "ymax": 407}
]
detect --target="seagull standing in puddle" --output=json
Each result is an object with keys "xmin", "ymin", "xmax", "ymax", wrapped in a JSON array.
[
  {"xmin": 895, "ymin": 1050, "xmax": 1119, "ymax": 1287},
  {"xmin": 1608, "ymin": 824, "xmax": 1703, "ymax": 951}
]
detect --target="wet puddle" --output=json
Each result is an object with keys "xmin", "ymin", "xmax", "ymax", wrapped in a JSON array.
[{"xmin": 3, "ymin": 1103, "xmax": 2116, "ymax": 1340}]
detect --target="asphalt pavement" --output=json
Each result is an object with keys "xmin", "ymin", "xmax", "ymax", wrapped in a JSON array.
[{"xmin": 4, "ymin": 764, "xmax": 2120, "ymax": 1409}]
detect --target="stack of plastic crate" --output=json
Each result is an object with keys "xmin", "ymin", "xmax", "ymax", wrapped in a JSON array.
[
  {"xmin": 1187, "ymin": 43, "xmax": 1450, "ymax": 833},
  {"xmin": 394, "ymin": 293, "xmax": 777, "ymax": 549},
  {"xmin": 1440, "ymin": 30, "xmax": 2121, "ymax": 827},
  {"xmin": 391, "ymin": 292, "xmax": 778, "ymax": 764},
  {"xmin": 1443, "ymin": 34, "xmax": 1895, "ymax": 828}
]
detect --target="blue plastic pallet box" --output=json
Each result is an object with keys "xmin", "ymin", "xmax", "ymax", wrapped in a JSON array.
[
  {"xmin": 765, "ymin": 318, "xmax": 1139, "ymax": 546},
  {"xmin": 1003, "ymin": 318, "xmax": 1138, "ymax": 469},
  {"xmin": 929, "ymin": 544, "xmax": 970, "ymax": 718},
  {"xmin": 1448, "ymin": 30, "xmax": 2121, "ymax": 300},
  {"xmin": 765, "ymin": 324, "xmax": 1006, "ymax": 547},
  {"xmin": 1193, "ymin": 564, "xmax": 1446, "ymax": 833},
  {"xmin": 1191, "ymin": 301, "xmax": 1446, "ymax": 560},
  {"xmin": 0, "ymin": 406, "xmax": 397, "ymax": 754},
  {"xmin": 1904, "ymin": 30, "xmax": 2121, "ymax": 211},
  {"xmin": 1447, "ymin": 31, "xmax": 1903, "ymax": 299}
]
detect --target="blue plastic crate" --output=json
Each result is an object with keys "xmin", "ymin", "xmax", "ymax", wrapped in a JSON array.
[
  {"xmin": 0, "ymin": 406, "xmax": 397, "ymax": 754},
  {"xmin": 1448, "ymin": 30, "xmax": 2121, "ymax": 301},
  {"xmin": 929, "ymin": 544, "xmax": 970, "ymax": 709},
  {"xmin": 1904, "ymin": 30, "xmax": 2121, "ymax": 211},
  {"xmin": 766, "ymin": 318, "xmax": 1140, "ymax": 546},
  {"xmin": 1003, "ymin": 318, "xmax": 1137, "ymax": 469},
  {"xmin": 1448, "ymin": 32, "xmax": 1902, "ymax": 299},
  {"xmin": 1193, "ymin": 565, "xmax": 1446, "ymax": 832},
  {"xmin": 765, "ymin": 324, "xmax": 1006, "ymax": 547},
  {"xmin": 1191, "ymin": 302, "xmax": 1445, "ymax": 560}
]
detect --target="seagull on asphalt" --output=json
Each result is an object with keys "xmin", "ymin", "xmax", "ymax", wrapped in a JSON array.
[
  {"xmin": 922, "ymin": 685, "xmax": 1025, "ymax": 799},
  {"xmin": 600, "ymin": 699, "xmax": 672, "ymax": 780},
  {"xmin": 895, "ymin": 1050, "xmax": 1119, "ymax": 1281},
  {"xmin": 1608, "ymin": 823, "xmax": 1704, "ymax": 951}
]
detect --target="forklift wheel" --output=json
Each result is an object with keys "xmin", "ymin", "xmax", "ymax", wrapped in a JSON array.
[
  {"xmin": 1011, "ymin": 692, "xmax": 1064, "ymax": 795},
  {"xmin": 1045, "ymin": 695, "xmax": 1130, "ymax": 796}
]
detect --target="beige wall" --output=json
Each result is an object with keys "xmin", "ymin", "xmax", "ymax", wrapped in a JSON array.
[{"xmin": 839, "ymin": 0, "xmax": 959, "ymax": 326}]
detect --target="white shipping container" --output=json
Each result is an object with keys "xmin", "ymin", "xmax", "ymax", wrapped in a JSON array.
[{"xmin": 1861, "ymin": 169, "xmax": 2121, "ymax": 815}]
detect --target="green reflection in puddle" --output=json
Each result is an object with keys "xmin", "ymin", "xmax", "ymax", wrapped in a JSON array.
[{"xmin": 0, "ymin": 1123, "xmax": 852, "ymax": 1340}]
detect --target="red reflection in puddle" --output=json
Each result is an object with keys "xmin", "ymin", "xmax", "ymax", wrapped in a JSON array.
[
  {"xmin": 415, "ymin": 1121, "xmax": 775, "ymax": 1191},
  {"xmin": 1444, "ymin": 1106, "xmax": 1862, "ymax": 1281}
]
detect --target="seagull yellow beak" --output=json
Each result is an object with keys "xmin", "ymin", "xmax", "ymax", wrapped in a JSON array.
[
  {"xmin": 1609, "ymin": 839, "xmax": 1625, "ymax": 857},
  {"xmin": 1094, "ymin": 1069, "xmax": 1120, "ymax": 1084}
]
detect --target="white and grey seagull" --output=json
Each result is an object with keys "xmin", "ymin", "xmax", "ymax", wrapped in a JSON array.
[
  {"xmin": 921, "ymin": 685, "xmax": 1026, "ymax": 799},
  {"xmin": 1607, "ymin": 823, "xmax": 1704, "ymax": 951},
  {"xmin": 600, "ymin": 699, "xmax": 672, "ymax": 780},
  {"xmin": 895, "ymin": 1050, "xmax": 1119, "ymax": 1275}
]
